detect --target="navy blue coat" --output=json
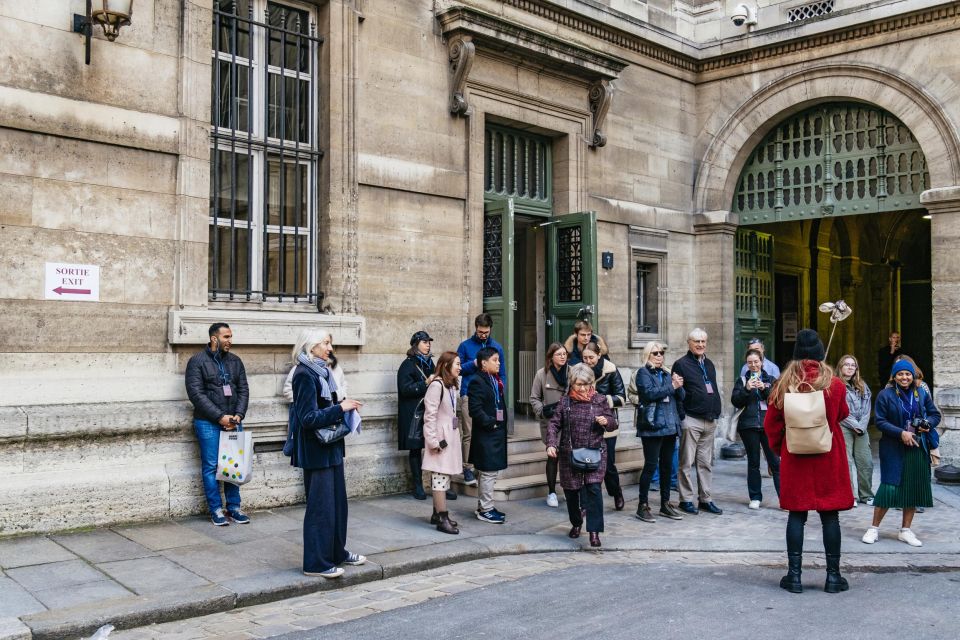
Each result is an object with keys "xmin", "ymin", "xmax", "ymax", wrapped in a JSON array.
[
  {"xmin": 635, "ymin": 365, "xmax": 684, "ymax": 438},
  {"xmin": 874, "ymin": 385, "xmax": 940, "ymax": 486},
  {"xmin": 467, "ymin": 373, "xmax": 508, "ymax": 471},
  {"xmin": 289, "ymin": 365, "xmax": 346, "ymax": 471}
]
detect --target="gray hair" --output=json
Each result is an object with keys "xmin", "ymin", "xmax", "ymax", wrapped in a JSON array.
[
  {"xmin": 568, "ymin": 363, "xmax": 596, "ymax": 388},
  {"xmin": 687, "ymin": 328, "xmax": 708, "ymax": 342},
  {"xmin": 291, "ymin": 329, "xmax": 331, "ymax": 362}
]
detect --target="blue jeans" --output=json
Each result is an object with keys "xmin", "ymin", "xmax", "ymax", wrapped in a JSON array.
[
  {"xmin": 652, "ymin": 436, "xmax": 679, "ymax": 487},
  {"xmin": 194, "ymin": 419, "xmax": 241, "ymax": 514}
]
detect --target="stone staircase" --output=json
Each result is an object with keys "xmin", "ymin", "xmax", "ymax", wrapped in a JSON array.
[{"xmin": 450, "ymin": 415, "xmax": 644, "ymax": 502}]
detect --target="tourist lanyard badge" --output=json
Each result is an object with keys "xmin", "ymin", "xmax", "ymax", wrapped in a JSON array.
[
  {"xmin": 489, "ymin": 374, "xmax": 504, "ymax": 422},
  {"xmin": 657, "ymin": 369, "xmax": 670, "ymax": 403},
  {"xmin": 699, "ymin": 359, "xmax": 714, "ymax": 394},
  {"xmin": 216, "ymin": 355, "xmax": 232, "ymax": 397}
]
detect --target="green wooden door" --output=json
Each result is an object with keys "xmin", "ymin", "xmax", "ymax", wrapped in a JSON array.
[
  {"xmin": 547, "ymin": 211, "xmax": 598, "ymax": 345},
  {"xmin": 734, "ymin": 228, "xmax": 775, "ymax": 376},
  {"xmin": 482, "ymin": 198, "xmax": 516, "ymax": 415}
]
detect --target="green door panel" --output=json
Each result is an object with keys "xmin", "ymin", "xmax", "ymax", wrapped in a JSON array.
[
  {"xmin": 546, "ymin": 212, "xmax": 598, "ymax": 346},
  {"xmin": 482, "ymin": 199, "xmax": 516, "ymax": 415},
  {"xmin": 734, "ymin": 229, "xmax": 775, "ymax": 377}
]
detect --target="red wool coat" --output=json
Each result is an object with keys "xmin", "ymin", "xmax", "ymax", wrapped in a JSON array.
[{"xmin": 763, "ymin": 361, "xmax": 854, "ymax": 512}]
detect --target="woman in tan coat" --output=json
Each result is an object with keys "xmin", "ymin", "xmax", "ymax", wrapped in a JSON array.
[
  {"xmin": 530, "ymin": 342, "xmax": 568, "ymax": 508},
  {"xmin": 422, "ymin": 351, "xmax": 464, "ymax": 534}
]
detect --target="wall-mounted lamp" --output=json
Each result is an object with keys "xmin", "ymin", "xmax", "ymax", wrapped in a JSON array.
[{"xmin": 73, "ymin": 0, "xmax": 134, "ymax": 65}]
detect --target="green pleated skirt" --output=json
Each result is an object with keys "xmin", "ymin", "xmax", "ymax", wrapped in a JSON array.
[{"xmin": 873, "ymin": 446, "xmax": 933, "ymax": 509}]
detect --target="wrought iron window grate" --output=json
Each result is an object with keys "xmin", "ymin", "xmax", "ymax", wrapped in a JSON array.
[
  {"xmin": 556, "ymin": 226, "xmax": 583, "ymax": 303},
  {"xmin": 483, "ymin": 214, "xmax": 503, "ymax": 299},
  {"xmin": 787, "ymin": 0, "xmax": 834, "ymax": 22},
  {"xmin": 209, "ymin": 0, "xmax": 323, "ymax": 303}
]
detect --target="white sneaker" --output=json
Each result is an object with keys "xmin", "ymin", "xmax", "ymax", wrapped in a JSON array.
[
  {"xmin": 898, "ymin": 528, "xmax": 922, "ymax": 547},
  {"xmin": 865, "ymin": 498, "xmax": 874, "ymax": 506},
  {"xmin": 546, "ymin": 492, "xmax": 559, "ymax": 508},
  {"xmin": 852, "ymin": 501, "xmax": 858, "ymax": 509},
  {"xmin": 861, "ymin": 527, "xmax": 879, "ymax": 544},
  {"xmin": 748, "ymin": 500, "xmax": 761, "ymax": 510}
]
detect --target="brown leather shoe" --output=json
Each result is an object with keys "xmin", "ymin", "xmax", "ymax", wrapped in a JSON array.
[
  {"xmin": 614, "ymin": 489, "xmax": 625, "ymax": 511},
  {"xmin": 568, "ymin": 524, "xmax": 581, "ymax": 538},
  {"xmin": 431, "ymin": 509, "xmax": 457, "ymax": 527},
  {"xmin": 436, "ymin": 511, "xmax": 459, "ymax": 535},
  {"xmin": 589, "ymin": 532, "xmax": 601, "ymax": 547}
]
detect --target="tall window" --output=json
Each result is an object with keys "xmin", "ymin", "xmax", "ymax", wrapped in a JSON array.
[
  {"xmin": 631, "ymin": 250, "xmax": 666, "ymax": 346},
  {"xmin": 210, "ymin": 0, "xmax": 322, "ymax": 302}
]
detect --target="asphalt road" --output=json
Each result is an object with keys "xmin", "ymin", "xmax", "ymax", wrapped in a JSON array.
[{"xmin": 275, "ymin": 562, "xmax": 956, "ymax": 640}]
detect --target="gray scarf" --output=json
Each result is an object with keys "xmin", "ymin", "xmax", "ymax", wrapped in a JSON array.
[{"xmin": 297, "ymin": 353, "xmax": 339, "ymax": 401}]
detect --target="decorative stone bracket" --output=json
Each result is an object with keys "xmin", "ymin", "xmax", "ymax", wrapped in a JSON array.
[{"xmin": 436, "ymin": 4, "xmax": 627, "ymax": 136}]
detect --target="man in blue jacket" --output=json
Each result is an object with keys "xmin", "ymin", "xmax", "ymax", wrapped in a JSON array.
[{"xmin": 457, "ymin": 313, "xmax": 506, "ymax": 486}]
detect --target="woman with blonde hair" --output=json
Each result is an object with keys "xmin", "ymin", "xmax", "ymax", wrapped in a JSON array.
[
  {"xmin": 764, "ymin": 329, "xmax": 853, "ymax": 594},
  {"xmin": 422, "ymin": 351, "xmax": 464, "ymax": 534},
  {"xmin": 836, "ymin": 354, "xmax": 873, "ymax": 506}
]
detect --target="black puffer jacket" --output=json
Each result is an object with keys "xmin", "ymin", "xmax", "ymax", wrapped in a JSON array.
[
  {"xmin": 730, "ymin": 370, "xmax": 774, "ymax": 430},
  {"xmin": 185, "ymin": 348, "xmax": 249, "ymax": 423}
]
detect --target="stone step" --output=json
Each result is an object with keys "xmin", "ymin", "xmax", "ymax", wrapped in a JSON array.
[
  {"xmin": 498, "ymin": 441, "xmax": 644, "ymax": 480},
  {"xmin": 451, "ymin": 459, "xmax": 645, "ymax": 502}
]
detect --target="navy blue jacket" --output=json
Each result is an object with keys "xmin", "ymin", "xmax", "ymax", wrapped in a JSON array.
[
  {"xmin": 289, "ymin": 365, "xmax": 346, "ymax": 470},
  {"xmin": 467, "ymin": 373, "xmax": 508, "ymax": 471},
  {"xmin": 730, "ymin": 370, "xmax": 774, "ymax": 430},
  {"xmin": 874, "ymin": 385, "xmax": 940, "ymax": 486},
  {"xmin": 457, "ymin": 334, "xmax": 506, "ymax": 397},
  {"xmin": 670, "ymin": 352, "xmax": 722, "ymax": 420},
  {"xmin": 635, "ymin": 365, "xmax": 684, "ymax": 438}
]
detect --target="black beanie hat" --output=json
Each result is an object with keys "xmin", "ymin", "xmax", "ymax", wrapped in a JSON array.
[{"xmin": 793, "ymin": 329, "xmax": 825, "ymax": 362}]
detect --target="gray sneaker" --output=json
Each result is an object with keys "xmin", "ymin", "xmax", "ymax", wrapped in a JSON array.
[{"xmin": 635, "ymin": 503, "xmax": 656, "ymax": 523}]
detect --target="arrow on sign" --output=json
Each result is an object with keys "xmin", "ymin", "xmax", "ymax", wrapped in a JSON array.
[{"xmin": 53, "ymin": 286, "xmax": 92, "ymax": 295}]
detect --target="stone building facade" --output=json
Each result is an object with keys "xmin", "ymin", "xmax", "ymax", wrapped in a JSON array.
[{"xmin": 1, "ymin": 0, "xmax": 959, "ymax": 534}]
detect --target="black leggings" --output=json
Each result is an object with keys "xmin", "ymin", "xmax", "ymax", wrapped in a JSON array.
[
  {"xmin": 787, "ymin": 510, "xmax": 841, "ymax": 556},
  {"xmin": 545, "ymin": 457, "xmax": 558, "ymax": 494}
]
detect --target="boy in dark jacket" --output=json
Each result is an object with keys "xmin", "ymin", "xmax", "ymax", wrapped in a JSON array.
[{"xmin": 468, "ymin": 347, "xmax": 508, "ymax": 523}]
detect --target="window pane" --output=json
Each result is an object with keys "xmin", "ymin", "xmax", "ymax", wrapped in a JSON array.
[
  {"xmin": 266, "ymin": 232, "xmax": 308, "ymax": 295},
  {"xmin": 209, "ymin": 224, "xmax": 251, "ymax": 294},
  {"xmin": 214, "ymin": 0, "xmax": 251, "ymax": 57},
  {"xmin": 215, "ymin": 59, "xmax": 250, "ymax": 132},
  {"xmin": 211, "ymin": 150, "xmax": 250, "ymax": 221},
  {"xmin": 267, "ymin": 157, "xmax": 308, "ymax": 227},
  {"xmin": 637, "ymin": 262, "xmax": 658, "ymax": 334},
  {"xmin": 267, "ymin": 73, "xmax": 309, "ymax": 142},
  {"xmin": 267, "ymin": 3, "xmax": 310, "ymax": 72}
]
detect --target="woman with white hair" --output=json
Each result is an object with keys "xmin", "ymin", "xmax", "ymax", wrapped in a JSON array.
[{"xmin": 289, "ymin": 330, "xmax": 364, "ymax": 579}]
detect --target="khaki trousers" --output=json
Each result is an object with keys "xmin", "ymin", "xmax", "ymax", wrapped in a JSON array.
[
  {"xmin": 458, "ymin": 395, "xmax": 473, "ymax": 471},
  {"xmin": 678, "ymin": 415, "xmax": 717, "ymax": 503}
]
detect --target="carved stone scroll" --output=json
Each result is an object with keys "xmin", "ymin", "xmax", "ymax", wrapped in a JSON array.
[
  {"xmin": 589, "ymin": 80, "xmax": 613, "ymax": 148},
  {"xmin": 448, "ymin": 35, "xmax": 475, "ymax": 116}
]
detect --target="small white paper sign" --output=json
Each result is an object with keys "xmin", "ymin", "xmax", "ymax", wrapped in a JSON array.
[{"xmin": 45, "ymin": 263, "xmax": 100, "ymax": 301}]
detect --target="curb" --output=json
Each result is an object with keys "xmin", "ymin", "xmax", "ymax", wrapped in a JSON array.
[{"xmin": 12, "ymin": 536, "xmax": 960, "ymax": 640}]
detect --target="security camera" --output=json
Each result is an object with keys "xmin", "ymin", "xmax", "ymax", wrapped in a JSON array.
[{"xmin": 731, "ymin": 3, "xmax": 758, "ymax": 27}]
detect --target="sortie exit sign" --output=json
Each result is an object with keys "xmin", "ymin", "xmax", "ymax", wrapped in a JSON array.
[{"xmin": 45, "ymin": 263, "xmax": 100, "ymax": 301}]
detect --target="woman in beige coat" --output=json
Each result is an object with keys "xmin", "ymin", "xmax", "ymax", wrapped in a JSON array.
[
  {"xmin": 529, "ymin": 342, "xmax": 568, "ymax": 508},
  {"xmin": 422, "ymin": 351, "xmax": 464, "ymax": 534}
]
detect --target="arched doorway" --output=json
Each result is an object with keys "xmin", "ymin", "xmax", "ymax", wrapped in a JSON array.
[{"xmin": 731, "ymin": 102, "xmax": 932, "ymax": 388}]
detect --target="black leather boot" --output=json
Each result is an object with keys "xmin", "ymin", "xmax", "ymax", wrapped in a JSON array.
[
  {"xmin": 410, "ymin": 455, "xmax": 426, "ymax": 500},
  {"xmin": 779, "ymin": 551, "xmax": 803, "ymax": 593},
  {"xmin": 431, "ymin": 508, "xmax": 457, "ymax": 527},
  {"xmin": 436, "ymin": 511, "xmax": 459, "ymax": 535},
  {"xmin": 824, "ymin": 554, "xmax": 849, "ymax": 593}
]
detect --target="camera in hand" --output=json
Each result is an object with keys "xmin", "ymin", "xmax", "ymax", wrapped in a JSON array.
[{"xmin": 908, "ymin": 417, "xmax": 932, "ymax": 433}]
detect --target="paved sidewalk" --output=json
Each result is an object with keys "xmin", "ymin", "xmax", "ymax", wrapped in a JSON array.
[{"xmin": 1, "ymin": 459, "xmax": 958, "ymax": 640}]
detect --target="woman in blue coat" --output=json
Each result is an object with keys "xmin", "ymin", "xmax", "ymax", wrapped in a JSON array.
[
  {"xmin": 862, "ymin": 359, "xmax": 940, "ymax": 547},
  {"xmin": 634, "ymin": 341, "xmax": 685, "ymax": 523},
  {"xmin": 290, "ymin": 330, "xmax": 364, "ymax": 578}
]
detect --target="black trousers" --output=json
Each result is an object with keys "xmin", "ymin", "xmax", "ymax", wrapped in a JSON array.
[
  {"xmin": 564, "ymin": 483, "xmax": 604, "ymax": 533},
  {"xmin": 638, "ymin": 435, "xmax": 675, "ymax": 506},
  {"xmin": 303, "ymin": 465, "xmax": 349, "ymax": 572},
  {"xmin": 787, "ymin": 510, "xmax": 841, "ymax": 556},
  {"xmin": 603, "ymin": 436, "xmax": 621, "ymax": 496},
  {"xmin": 740, "ymin": 428, "xmax": 781, "ymax": 501}
]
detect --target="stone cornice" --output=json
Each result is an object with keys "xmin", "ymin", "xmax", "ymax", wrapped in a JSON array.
[
  {"xmin": 491, "ymin": 0, "xmax": 960, "ymax": 75},
  {"xmin": 436, "ymin": 5, "xmax": 629, "ymax": 80}
]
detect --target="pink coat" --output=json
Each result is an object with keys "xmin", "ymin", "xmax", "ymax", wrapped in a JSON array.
[{"xmin": 422, "ymin": 380, "xmax": 463, "ymax": 475}]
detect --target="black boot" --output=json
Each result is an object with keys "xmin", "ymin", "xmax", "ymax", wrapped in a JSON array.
[
  {"xmin": 410, "ymin": 454, "xmax": 426, "ymax": 500},
  {"xmin": 436, "ymin": 511, "xmax": 459, "ymax": 535},
  {"xmin": 779, "ymin": 551, "xmax": 803, "ymax": 593},
  {"xmin": 824, "ymin": 554, "xmax": 849, "ymax": 593},
  {"xmin": 431, "ymin": 508, "xmax": 457, "ymax": 527}
]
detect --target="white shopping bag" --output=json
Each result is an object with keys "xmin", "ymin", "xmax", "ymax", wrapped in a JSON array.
[{"xmin": 217, "ymin": 430, "xmax": 253, "ymax": 486}]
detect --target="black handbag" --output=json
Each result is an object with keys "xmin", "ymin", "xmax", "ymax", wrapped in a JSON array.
[
  {"xmin": 316, "ymin": 421, "xmax": 350, "ymax": 444},
  {"xmin": 407, "ymin": 398, "xmax": 426, "ymax": 449},
  {"xmin": 542, "ymin": 401, "xmax": 559, "ymax": 419},
  {"xmin": 636, "ymin": 402, "xmax": 657, "ymax": 434},
  {"xmin": 570, "ymin": 447, "xmax": 603, "ymax": 472}
]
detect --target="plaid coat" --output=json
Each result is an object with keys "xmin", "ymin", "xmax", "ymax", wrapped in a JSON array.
[{"xmin": 546, "ymin": 394, "xmax": 615, "ymax": 490}]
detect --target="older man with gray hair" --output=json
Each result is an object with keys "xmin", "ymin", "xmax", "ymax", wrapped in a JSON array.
[{"xmin": 670, "ymin": 328, "xmax": 723, "ymax": 515}]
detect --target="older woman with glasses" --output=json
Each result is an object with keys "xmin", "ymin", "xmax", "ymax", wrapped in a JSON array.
[
  {"xmin": 546, "ymin": 363, "xmax": 616, "ymax": 547},
  {"xmin": 837, "ymin": 355, "xmax": 874, "ymax": 507},
  {"xmin": 633, "ymin": 341, "xmax": 685, "ymax": 522}
]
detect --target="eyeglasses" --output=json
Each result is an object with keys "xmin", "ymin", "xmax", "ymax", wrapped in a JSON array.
[
  {"xmin": 572, "ymin": 382, "xmax": 592, "ymax": 388},
  {"xmin": 651, "ymin": 351, "xmax": 665, "ymax": 356}
]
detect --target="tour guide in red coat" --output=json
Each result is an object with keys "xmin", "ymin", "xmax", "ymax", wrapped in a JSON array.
[{"xmin": 763, "ymin": 329, "xmax": 853, "ymax": 595}]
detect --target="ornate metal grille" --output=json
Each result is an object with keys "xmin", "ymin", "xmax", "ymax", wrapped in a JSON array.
[
  {"xmin": 483, "ymin": 214, "xmax": 503, "ymax": 298},
  {"xmin": 734, "ymin": 103, "xmax": 928, "ymax": 224},
  {"xmin": 735, "ymin": 231, "xmax": 773, "ymax": 318},
  {"xmin": 787, "ymin": 0, "xmax": 834, "ymax": 22},
  {"xmin": 556, "ymin": 226, "xmax": 583, "ymax": 303},
  {"xmin": 210, "ymin": 0, "xmax": 323, "ymax": 302},
  {"xmin": 484, "ymin": 125, "xmax": 551, "ymax": 213}
]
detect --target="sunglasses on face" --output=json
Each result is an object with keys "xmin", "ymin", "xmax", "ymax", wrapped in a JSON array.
[{"xmin": 651, "ymin": 351, "xmax": 665, "ymax": 356}]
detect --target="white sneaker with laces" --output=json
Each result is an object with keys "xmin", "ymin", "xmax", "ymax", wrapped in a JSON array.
[
  {"xmin": 865, "ymin": 498, "xmax": 874, "ymax": 506},
  {"xmin": 546, "ymin": 492, "xmax": 559, "ymax": 508},
  {"xmin": 898, "ymin": 528, "xmax": 922, "ymax": 547},
  {"xmin": 748, "ymin": 500, "xmax": 761, "ymax": 510},
  {"xmin": 861, "ymin": 527, "xmax": 879, "ymax": 544}
]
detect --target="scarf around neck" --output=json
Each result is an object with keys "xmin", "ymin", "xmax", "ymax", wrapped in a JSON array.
[
  {"xmin": 298, "ymin": 352, "xmax": 338, "ymax": 401},
  {"xmin": 570, "ymin": 387, "xmax": 596, "ymax": 403},
  {"xmin": 550, "ymin": 364, "xmax": 568, "ymax": 388}
]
